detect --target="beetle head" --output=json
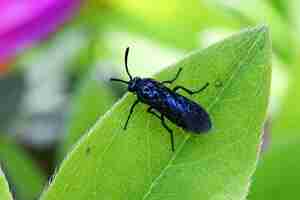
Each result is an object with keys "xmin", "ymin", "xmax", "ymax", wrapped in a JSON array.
[{"xmin": 128, "ymin": 77, "xmax": 141, "ymax": 92}]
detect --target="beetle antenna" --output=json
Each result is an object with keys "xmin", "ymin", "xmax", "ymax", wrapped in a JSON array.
[
  {"xmin": 110, "ymin": 78, "xmax": 129, "ymax": 84},
  {"xmin": 125, "ymin": 47, "xmax": 133, "ymax": 80}
]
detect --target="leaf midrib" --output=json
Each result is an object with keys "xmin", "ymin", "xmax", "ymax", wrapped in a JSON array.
[{"xmin": 141, "ymin": 28, "xmax": 265, "ymax": 200}]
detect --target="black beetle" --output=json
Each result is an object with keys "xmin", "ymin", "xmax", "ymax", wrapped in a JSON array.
[{"xmin": 110, "ymin": 47, "xmax": 212, "ymax": 151}]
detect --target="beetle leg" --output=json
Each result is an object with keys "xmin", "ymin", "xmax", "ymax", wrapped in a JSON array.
[
  {"xmin": 147, "ymin": 107, "xmax": 160, "ymax": 119},
  {"xmin": 173, "ymin": 82, "xmax": 209, "ymax": 95},
  {"xmin": 124, "ymin": 99, "xmax": 139, "ymax": 130},
  {"xmin": 161, "ymin": 68, "xmax": 183, "ymax": 84},
  {"xmin": 147, "ymin": 108, "xmax": 174, "ymax": 151},
  {"xmin": 160, "ymin": 115, "xmax": 175, "ymax": 152}
]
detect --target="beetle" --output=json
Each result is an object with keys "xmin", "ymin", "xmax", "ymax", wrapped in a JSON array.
[{"xmin": 110, "ymin": 47, "xmax": 212, "ymax": 152}]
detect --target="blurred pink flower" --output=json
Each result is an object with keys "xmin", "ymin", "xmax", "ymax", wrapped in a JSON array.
[{"xmin": 0, "ymin": 0, "xmax": 81, "ymax": 61}]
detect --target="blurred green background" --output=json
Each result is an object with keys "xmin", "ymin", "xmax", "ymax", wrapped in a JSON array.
[{"xmin": 0, "ymin": 0, "xmax": 299, "ymax": 199}]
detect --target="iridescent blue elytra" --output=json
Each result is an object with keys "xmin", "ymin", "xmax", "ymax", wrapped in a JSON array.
[{"xmin": 110, "ymin": 47, "xmax": 212, "ymax": 152}]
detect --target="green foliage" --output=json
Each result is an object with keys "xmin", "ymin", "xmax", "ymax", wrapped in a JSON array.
[
  {"xmin": 249, "ymin": 136, "xmax": 300, "ymax": 200},
  {"xmin": 58, "ymin": 75, "xmax": 117, "ymax": 159},
  {"xmin": 247, "ymin": 1, "xmax": 300, "ymax": 198},
  {"xmin": 0, "ymin": 136, "xmax": 46, "ymax": 200},
  {"xmin": 0, "ymin": 167, "xmax": 13, "ymax": 200},
  {"xmin": 212, "ymin": 0, "xmax": 295, "ymax": 63},
  {"xmin": 40, "ymin": 26, "xmax": 271, "ymax": 200},
  {"xmin": 271, "ymin": 0, "xmax": 300, "ymax": 136},
  {"xmin": 97, "ymin": 0, "xmax": 241, "ymax": 50},
  {"xmin": 271, "ymin": 67, "xmax": 300, "ymax": 136},
  {"xmin": 248, "ymin": 28, "xmax": 300, "ymax": 200}
]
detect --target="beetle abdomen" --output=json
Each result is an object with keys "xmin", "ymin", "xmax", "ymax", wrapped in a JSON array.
[
  {"xmin": 162, "ymin": 94, "xmax": 212, "ymax": 133},
  {"xmin": 181, "ymin": 101, "xmax": 211, "ymax": 132}
]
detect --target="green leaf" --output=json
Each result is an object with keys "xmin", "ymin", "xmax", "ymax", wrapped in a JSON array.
[
  {"xmin": 0, "ymin": 136, "xmax": 46, "ymax": 200},
  {"xmin": 248, "ymin": 135, "xmax": 300, "ymax": 200},
  {"xmin": 248, "ymin": 21, "xmax": 300, "ymax": 198},
  {"xmin": 248, "ymin": 2, "xmax": 300, "ymax": 196},
  {"xmin": 41, "ymin": 26, "xmax": 271, "ymax": 200},
  {"xmin": 58, "ymin": 75, "xmax": 117, "ymax": 160},
  {"xmin": 249, "ymin": 69, "xmax": 300, "ymax": 199},
  {"xmin": 0, "ymin": 167, "xmax": 13, "ymax": 200}
]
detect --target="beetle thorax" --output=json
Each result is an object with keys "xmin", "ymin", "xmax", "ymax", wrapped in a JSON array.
[{"xmin": 136, "ymin": 79, "xmax": 160, "ymax": 102}]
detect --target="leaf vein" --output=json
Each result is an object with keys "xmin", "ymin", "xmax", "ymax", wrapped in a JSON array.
[{"xmin": 141, "ymin": 28, "xmax": 265, "ymax": 200}]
